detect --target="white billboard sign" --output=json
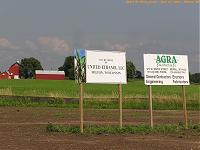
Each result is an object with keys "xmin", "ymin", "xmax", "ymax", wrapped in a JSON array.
[
  {"xmin": 86, "ymin": 50, "xmax": 127, "ymax": 84},
  {"xmin": 144, "ymin": 54, "xmax": 190, "ymax": 85}
]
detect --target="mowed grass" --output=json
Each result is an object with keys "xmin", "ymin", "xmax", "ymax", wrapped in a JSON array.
[
  {"xmin": 0, "ymin": 79, "xmax": 199, "ymax": 110},
  {"xmin": 0, "ymin": 79, "xmax": 199, "ymax": 100}
]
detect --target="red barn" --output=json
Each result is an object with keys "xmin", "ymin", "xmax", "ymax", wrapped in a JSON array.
[
  {"xmin": 0, "ymin": 72, "xmax": 10, "ymax": 79},
  {"xmin": 8, "ymin": 62, "xmax": 20, "ymax": 79},
  {"xmin": 35, "ymin": 70, "xmax": 65, "ymax": 80},
  {"xmin": 0, "ymin": 62, "xmax": 20, "ymax": 79}
]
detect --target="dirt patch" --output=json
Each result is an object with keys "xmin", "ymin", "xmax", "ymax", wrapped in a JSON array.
[{"xmin": 0, "ymin": 107, "xmax": 199, "ymax": 150}]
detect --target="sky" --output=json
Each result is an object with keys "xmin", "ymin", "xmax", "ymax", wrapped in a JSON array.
[{"xmin": 0, "ymin": 0, "xmax": 199, "ymax": 73}]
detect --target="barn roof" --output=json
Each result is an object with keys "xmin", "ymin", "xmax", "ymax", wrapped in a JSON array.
[
  {"xmin": 35, "ymin": 70, "xmax": 65, "ymax": 75},
  {"xmin": 0, "ymin": 71, "xmax": 9, "ymax": 75},
  {"xmin": 9, "ymin": 62, "xmax": 21, "ymax": 68}
]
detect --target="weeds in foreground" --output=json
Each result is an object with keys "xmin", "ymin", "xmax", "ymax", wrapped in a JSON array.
[{"xmin": 46, "ymin": 123, "xmax": 200, "ymax": 135}]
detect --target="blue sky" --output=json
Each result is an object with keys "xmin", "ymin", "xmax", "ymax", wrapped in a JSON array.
[{"xmin": 0, "ymin": 0, "xmax": 198, "ymax": 73}]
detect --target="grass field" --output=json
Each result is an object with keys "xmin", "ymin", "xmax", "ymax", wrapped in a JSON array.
[
  {"xmin": 0, "ymin": 79, "xmax": 199, "ymax": 99},
  {"xmin": 0, "ymin": 79, "xmax": 199, "ymax": 110}
]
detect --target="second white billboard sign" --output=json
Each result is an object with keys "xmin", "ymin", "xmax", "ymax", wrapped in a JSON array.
[{"xmin": 144, "ymin": 54, "xmax": 190, "ymax": 85}]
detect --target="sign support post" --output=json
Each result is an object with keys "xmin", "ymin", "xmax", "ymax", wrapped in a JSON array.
[
  {"xmin": 118, "ymin": 84, "xmax": 123, "ymax": 128},
  {"xmin": 75, "ymin": 49, "xmax": 127, "ymax": 132},
  {"xmin": 149, "ymin": 85, "xmax": 153, "ymax": 128},
  {"xmin": 80, "ymin": 83, "xmax": 84, "ymax": 133},
  {"xmin": 182, "ymin": 85, "xmax": 188, "ymax": 129},
  {"xmin": 144, "ymin": 54, "xmax": 190, "ymax": 129}
]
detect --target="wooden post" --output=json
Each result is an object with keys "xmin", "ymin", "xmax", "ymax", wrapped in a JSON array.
[
  {"xmin": 182, "ymin": 85, "xmax": 188, "ymax": 129},
  {"xmin": 80, "ymin": 83, "xmax": 84, "ymax": 133},
  {"xmin": 118, "ymin": 84, "xmax": 123, "ymax": 128},
  {"xmin": 149, "ymin": 85, "xmax": 153, "ymax": 128}
]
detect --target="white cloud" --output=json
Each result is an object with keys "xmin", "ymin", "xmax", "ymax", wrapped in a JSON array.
[
  {"xmin": 38, "ymin": 36, "xmax": 71, "ymax": 52},
  {"xmin": 0, "ymin": 38, "xmax": 18, "ymax": 49},
  {"xmin": 104, "ymin": 41, "xmax": 129, "ymax": 50},
  {"xmin": 25, "ymin": 40, "xmax": 38, "ymax": 50}
]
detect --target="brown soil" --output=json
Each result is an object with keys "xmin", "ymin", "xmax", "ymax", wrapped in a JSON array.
[{"xmin": 0, "ymin": 107, "xmax": 199, "ymax": 150}]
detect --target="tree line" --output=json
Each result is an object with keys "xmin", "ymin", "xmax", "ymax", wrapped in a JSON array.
[
  {"xmin": 18, "ymin": 57, "xmax": 199, "ymax": 83},
  {"xmin": 58, "ymin": 56, "xmax": 142, "ymax": 80}
]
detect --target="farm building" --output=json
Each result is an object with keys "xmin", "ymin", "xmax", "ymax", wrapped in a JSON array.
[
  {"xmin": 35, "ymin": 70, "xmax": 65, "ymax": 80},
  {"xmin": 0, "ymin": 72, "xmax": 10, "ymax": 79},
  {"xmin": 0, "ymin": 62, "xmax": 20, "ymax": 79}
]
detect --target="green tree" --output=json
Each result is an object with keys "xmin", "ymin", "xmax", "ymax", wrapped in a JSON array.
[
  {"xmin": 126, "ymin": 61, "xmax": 136, "ymax": 79},
  {"xmin": 135, "ymin": 70, "xmax": 143, "ymax": 79},
  {"xmin": 58, "ymin": 56, "xmax": 74, "ymax": 79},
  {"xmin": 59, "ymin": 57, "xmax": 138, "ymax": 81},
  {"xmin": 20, "ymin": 57, "xmax": 43, "ymax": 79},
  {"xmin": 190, "ymin": 73, "xmax": 200, "ymax": 83}
]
